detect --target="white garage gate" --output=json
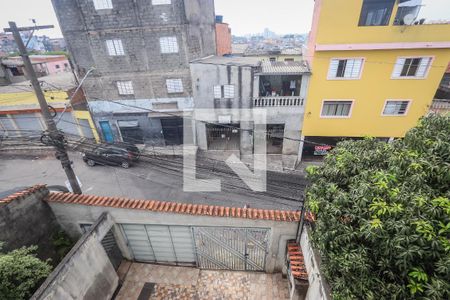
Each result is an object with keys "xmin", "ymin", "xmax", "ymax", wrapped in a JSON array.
[
  {"xmin": 120, "ymin": 224, "xmax": 270, "ymax": 271},
  {"xmin": 121, "ymin": 224, "xmax": 196, "ymax": 265}
]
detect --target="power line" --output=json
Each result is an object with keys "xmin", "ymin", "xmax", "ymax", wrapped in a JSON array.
[
  {"xmin": 4, "ymin": 21, "xmax": 82, "ymax": 194},
  {"xmin": 86, "ymin": 95, "xmax": 329, "ymax": 147},
  {"xmin": 1, "ymin": 134, "xmax": 305, "ymax": 208}
]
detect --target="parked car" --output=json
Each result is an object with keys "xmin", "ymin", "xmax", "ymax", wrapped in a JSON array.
[
  {"xmin": 82, "ymin": 144, "xmax": 139, "ymax": 168},
  {"xmin": 105, "ymin": 142, "xmax": 141, "ymax": 162}
]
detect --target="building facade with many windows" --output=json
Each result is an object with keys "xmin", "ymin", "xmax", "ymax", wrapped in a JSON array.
[
  {"xmin": 52, "ymin": 0, "xmax": 216, "ymax": 146},
  {"xmin": 302, "ymin": 0, "xmax": 450, "ymax": 159}
]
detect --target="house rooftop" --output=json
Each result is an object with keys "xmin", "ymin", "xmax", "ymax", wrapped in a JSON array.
[
  {"xmin": 244, "ymin": 47, "xmax": 302, "ymax": 57},
  {"xmin": 280, "ymin": 48, "xmax": 302, "ymax": 56},
  {"xmin": 259, "ymin": 61, "xmax": 311, "ymax": 75},
  {"xmin": 191, "ymin": 55, "xmax": 261, "ymax": 67},
  {"xmin": 231, "ymin": 43, "xmax": 249, "ymax": 54},
  {"xmin": 0, "ymin": 72, "xmax": 76, "ymax": 93}
]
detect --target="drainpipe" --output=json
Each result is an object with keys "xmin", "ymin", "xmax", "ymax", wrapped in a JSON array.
[{"xmin": 296, "ymin": 202, "xmax": 306, "ymax": 244}]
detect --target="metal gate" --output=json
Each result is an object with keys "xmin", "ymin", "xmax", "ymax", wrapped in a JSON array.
[
  {"xmin": 121, "ymin": 224, "xmax": 196, "ymax": 265},
  {"xmin": 193, "ymin": 227, "xmax": 269, "ymax": 271}
]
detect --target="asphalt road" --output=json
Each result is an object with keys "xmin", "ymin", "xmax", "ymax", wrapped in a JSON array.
[{"xmin": 0, "ymin": 152, "xmax": 308, "ymax": 210}]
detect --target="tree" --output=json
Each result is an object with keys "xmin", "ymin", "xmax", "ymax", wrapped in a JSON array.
[
  {"xmin": 0, "ymin": 244, "xmax": 52, "ymax": 300},
  {"xmin": 306, "ymin": 115, "xmax": 450, "ymax": 300}
]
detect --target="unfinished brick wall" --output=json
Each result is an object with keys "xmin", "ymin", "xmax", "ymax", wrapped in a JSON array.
[{"xmin": 52, "ymin": 0, "xmax": 216, "ymax": 101}]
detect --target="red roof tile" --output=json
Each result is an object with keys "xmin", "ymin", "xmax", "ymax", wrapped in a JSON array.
[
  {"xmin": 305, "ymin": 211, "xmax": 316, "ymax": 223},
  {"xmin": 287, "ymin": 240, "xmax": 308, "ymax": 281},
  {"xmin": 0, "ymin": 185, "xmax": 47, "ymax": 205},
  {"xmin": 45, "ymin": 191, "xmax": 301, "ymax": 222}
]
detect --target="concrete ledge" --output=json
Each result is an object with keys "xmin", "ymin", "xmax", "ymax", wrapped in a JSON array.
[{"xmin": 31, "ymin": 212, "xmax": 118, "ymax": 300}]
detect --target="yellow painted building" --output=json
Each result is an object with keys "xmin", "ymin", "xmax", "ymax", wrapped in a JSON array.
[
  {"xmin": 303, "ymin": 0, "xmax": 450, "ymax": 147},
  {"xmin": 0, "ymin": 89, "xmax": 99, "ymax": 141}
]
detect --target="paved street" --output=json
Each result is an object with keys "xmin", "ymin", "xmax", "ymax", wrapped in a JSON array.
[{"xmin": 0, "ymin": 152, "xmax": 307, "ymax": 210}]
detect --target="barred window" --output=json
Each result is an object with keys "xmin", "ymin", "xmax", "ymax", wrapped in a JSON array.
[
  {"xmin": 93, "ymin": 0, "xmax": 113, "ymax": 10},
  {"xmin": 106, "ymin": 39, "xmax": 124, "ymax": 56},
  {"xmin": 223, "ymin": 85, "xmax": 235, "ymax": 98},
  {"xmin": 383, "ymin": 100, "xmax": 410, "ymax": 115},
  {"xmin": 321, "ymin": 101, "xmax": 353, "ymax": 117},
  {"xmin": 213, "ymin": 85, "xmax": 222, "ymax": 99},
  {"xmin": 160, "ymin": 37, "xmax": 178, "ymax": 53},
  {"xmin": 117, "ymin": 81, "xmax": 134, "ymax": 95},
  {"xmin": 166, "ymin": 79, "xmax": 183, "ymax": 93},
  {"xmin": 213, "ymin": 85, "xmax": 235, "ymax": 99}
]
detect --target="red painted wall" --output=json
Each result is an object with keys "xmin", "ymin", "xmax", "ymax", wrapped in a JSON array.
[{"xmin": 215, "ymin": 23, "xmax": 232, "ymax": 56}]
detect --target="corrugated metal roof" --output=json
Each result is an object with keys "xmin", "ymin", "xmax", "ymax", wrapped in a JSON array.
[{"xmin": 260, "ymin": 61, "xmax": 310, "ymax": 75}]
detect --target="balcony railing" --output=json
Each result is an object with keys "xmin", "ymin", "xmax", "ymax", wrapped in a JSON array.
[
  {"xmin": 253, "ymin": 96, "xmax": 304, "ymax": 107},
  {"xmin": 429, "ymin": 99, "xmax": 450, "ymax": 114}
]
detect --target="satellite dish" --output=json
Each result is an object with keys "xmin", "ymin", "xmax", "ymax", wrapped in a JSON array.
[{"xmin": 403, "ymin": 14, "xmax": 416, "ymax": 25}]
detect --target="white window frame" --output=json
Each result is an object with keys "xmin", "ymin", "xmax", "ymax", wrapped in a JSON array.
[
  {"xmin": 391, "ymin": 56, "xmax": 433, "ymax": 79},
  {"xmin": 152, "ymin": 0, "xmax": 171, "ymax": 5},
  {"xmin": 213, "ymin": 85, "xmax": 222, "ymax": 99},
  {"xmin": 93, "ymin": 0, "xmax": 113, "ymax": 10},
  {"xmin": 327, "ymin": 58, "xmax": 365, "ymax": 80},
  {"xmin": 381, "ymin": 100, "xmax": 411, "ymax": 116},
  {"xmin": 116, "ymin": 81, "xmax": 134, "ymax": 95},
  {"xmin": 320, "ymin": 100, "xmax": 354, "ymax": 118},
  {"xmin": 159, "ymin": 37, "xmax": 179, "ymax": 54},
  {"xmin": 223, "ymin": 85, "xmax": 235, "ymax": 99},
  {"xmin": 166, "ymin": 79, "xmax": 183, "ymax": 93},
  {"xmin": 106, "ymin": 39, "xmax": 125, "ymax": 56}
]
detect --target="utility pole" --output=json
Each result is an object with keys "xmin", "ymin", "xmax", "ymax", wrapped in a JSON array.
[{"xmin": 5, "ymin": 21, "xmax": 82, "ymax": 194}]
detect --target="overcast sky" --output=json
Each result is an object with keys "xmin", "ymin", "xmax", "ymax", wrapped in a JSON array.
[
  {"xmin": 0, "ymin": 0, "xmax": 313, "ymax": 38},
  {"xmin": 215, "ymin": 0, "xmax": 314, "ymax": 35},
  {"xmin": 0, "ymin": 0, "xmax": 448, "ymax": 38}
]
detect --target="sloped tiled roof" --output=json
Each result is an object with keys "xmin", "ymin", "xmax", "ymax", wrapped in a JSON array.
[
  {"xmin": 287, "ymin": 240, "xmax": 308, "ymax": 281},
  {"xmin": 46, "ymin": 191, "xmax": 301, "ymax": 222},
  {"xmin": 0, "ymin": 184, "xmax": 47, "ymax": 205}
]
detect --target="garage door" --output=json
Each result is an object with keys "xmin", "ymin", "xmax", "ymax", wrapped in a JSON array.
[{"xmin": 121, "ymin": 224, "xmax": 196, "ymax": 265}]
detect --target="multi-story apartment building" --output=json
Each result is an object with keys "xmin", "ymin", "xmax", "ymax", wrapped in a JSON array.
[
  {"xmin": 302, "ymin": 0, "xmax": 450, "ymax": 159},
  {"xmin": 52, "ymin": 0, "xmax": 216, "ymax": 146}
]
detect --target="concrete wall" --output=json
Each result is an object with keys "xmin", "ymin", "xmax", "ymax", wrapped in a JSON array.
[
  {"xmin": 190, "ymin": 62, "xmax": 255, "ymax": 155},
  {"xmin": 300, "ymin": 227, "xmax": 331, "ymax": 300},
  {"xmin": 32, "ymin": 213, "xmax": 119, "ymax": 300},
  {"xmin": 47, "ymin": 202, "xmax": 299, "ymax": 273},
  {"xmin": 0, "ymin": 188, "xmax": 62, "ymax": 263}
]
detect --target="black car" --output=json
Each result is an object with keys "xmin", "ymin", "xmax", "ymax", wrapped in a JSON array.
[
  {"xmin": 82, "ymin": 144, "xmax": 139, "ymax": 168},
  {"xmin": 104, "ymin": 142, "xmax": 141, "ymax": 162}
]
